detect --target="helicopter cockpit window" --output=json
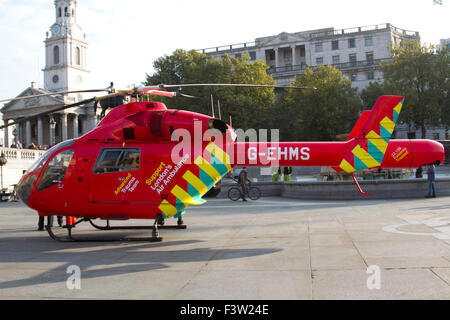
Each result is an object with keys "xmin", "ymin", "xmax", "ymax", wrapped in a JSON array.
[
  {"xmin": 93, "ymin": 148, "xmax": 140, "ymax": 174},
  {"xmin": 27, "ymin": 139, "xmax": 74, "ymax": 174},
  {"xmin": 36, "ymin": 149, "xmax": 74, "ymax": 191}
]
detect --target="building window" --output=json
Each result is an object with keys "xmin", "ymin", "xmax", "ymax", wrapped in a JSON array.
[
  {"xmin": 316, "ymin": 57, "xmax": 324, "ymax": 65},
  {"xmin": 75, "ymin": 47, "xmax": 81, "ymax": 65},
  {"xmin": 58, "ymin": 7, "xmax": 62, "ymax": 17},
  {"xmin": 249, "ymin": 51, "xmax": 256, "ymax": 60},
  {"xmin": 350, "ymin": 74, "xmax": 357, "ymax": 82},
  {"xmin": 366, "ymin": 51, "xmax": 374, "ymax": 63},
  {"xmin": 407, "ymin": 132, "xmax": 416, "ymax": 139},
  {"xmin": 348, "ymin": 38, "xmax": 356, "ymax": 48},
  {"xmin": 53, "ymin": 45, "xmax": 60, "ymax": 64},
  {"xmin": 332, "ymin": 55, "xmax": 340, "ymax": 65},
  {"xmin": 235, "ymin": 53, "xmax": 241, "ymax": 59},
  {"xmin": 433, "ymin": 133, "xmax": 440, "ymax": 140},
  {"xmin": 349, "ymin": 53, "xmax": 357, "ymax": 66},
  {"xmin": 269, "ymin": 51, "xmax": 275, "ymax": 60},
  {"xmin": 299, "ymin": 46, "xmax": 305, "ymax": 57},
  {"xmin": 367, "ymin": 72, "xmax": 374, "ymax": 80},
  {"xmin": 315, "ymin": 42, "xmax": 323, "ymax": 53},
  {"xmin": 365, "ymin": 36, "xmax": 373, "ymax": 46},
  {"xmin": 331, "ymin": 40, "xmax": 339, "ymax": 50}
]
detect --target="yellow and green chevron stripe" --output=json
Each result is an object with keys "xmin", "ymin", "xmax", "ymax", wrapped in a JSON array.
[{"xmin": 158, "ymin": 142, "xmax": 232, "ymax": 218}]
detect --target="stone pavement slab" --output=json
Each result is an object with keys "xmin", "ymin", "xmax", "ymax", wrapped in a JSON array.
[{"xmin": 0, "ymin": 197, "xmax": 449, "ymax": 299}]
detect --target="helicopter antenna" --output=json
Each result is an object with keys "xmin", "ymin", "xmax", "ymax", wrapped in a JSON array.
[
  {"xmin": 210, "ymin": 95, "xmax": 215, "ymax": 118},
  {"xmin": 217, "ymin": 99, "xmax": 222, "ymax": 120}
]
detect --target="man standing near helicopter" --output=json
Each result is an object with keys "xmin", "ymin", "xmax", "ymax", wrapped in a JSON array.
[{"xmin": 238, "ymin": 167, "xmax": 251, "ymax": 201}]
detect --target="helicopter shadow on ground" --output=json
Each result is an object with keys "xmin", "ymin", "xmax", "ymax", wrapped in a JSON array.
[
  {"xmin": 0, "ymin": 232, "xmax": 282, "ymax": 290},
  {"xmin": 0, "ymin": 263, "xmax": 167, "ymax": 290}
]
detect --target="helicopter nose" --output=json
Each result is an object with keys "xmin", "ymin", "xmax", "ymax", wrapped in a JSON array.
[{"xmin": 16, "ymin": 173, "xmax": 37, "ymax": 205}]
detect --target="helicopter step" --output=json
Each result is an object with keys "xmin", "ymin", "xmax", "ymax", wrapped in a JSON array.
[{"xmin": 44, "ymin": 217, "xmax": 170, "ymax": 242}]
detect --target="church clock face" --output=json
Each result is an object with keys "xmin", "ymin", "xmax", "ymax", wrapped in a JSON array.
[
  {"xmin": 52, "ymin": 75, "xmax": 59, "ymax": 83},
  {"xmin": 51, "ymin": 24, "xmax": 61, "ymax": 36}
]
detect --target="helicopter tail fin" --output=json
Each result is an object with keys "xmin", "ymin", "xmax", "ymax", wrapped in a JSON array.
[{"xmin": 338, "ymin": 95, "xmax": 404, "ymax": 173}]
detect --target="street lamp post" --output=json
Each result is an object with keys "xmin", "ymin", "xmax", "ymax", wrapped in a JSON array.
[{"xmin": 49, "ymin": 116, "xmax": 56, "ymax": 147}]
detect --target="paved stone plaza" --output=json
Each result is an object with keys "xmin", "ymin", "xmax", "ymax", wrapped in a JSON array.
[{"xmin": 0, "ymin": 197, "xmax": 449, "ymax": 299}]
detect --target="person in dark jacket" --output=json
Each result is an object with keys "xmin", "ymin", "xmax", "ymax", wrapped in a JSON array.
[
  {"xmin": 238, "ymin": 167, "xmax": 250, "ymax": 201},
  {"xmin": 426, "ymin": 164, "xmax": 436, "ymax": 198},
  {"xmin": 415, "ymin": 166, "xmax": 423, "ymax": 178}
]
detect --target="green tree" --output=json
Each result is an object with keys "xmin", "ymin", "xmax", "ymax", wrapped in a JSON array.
[
  {"xmin": 281, "ymin": 65, "xmax": 362, "ymax": 141},
  {"xmin": 359, "ymin": 81, "xmax": 385, "ymax": 108},
  {"xmin": 382, "ymin": 41, "xmax": 450, "ymax": 138},
  {"xmin": 144, "ymin": 49, "xmax": 276, "ymax": 130}
]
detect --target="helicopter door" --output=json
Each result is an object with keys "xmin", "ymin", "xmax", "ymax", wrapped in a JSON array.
[
  {"xmin": 34, "ymin": 148, "xmax": 75, "ymax": 213},
  {"xmin": 90, "ymin": 147, "xmax": 142, "ymax": 215}
]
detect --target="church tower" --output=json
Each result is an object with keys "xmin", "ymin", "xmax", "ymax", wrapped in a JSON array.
[{"xmin": 43, "ymin": 0, "xmax": 89, "ymax": 103}]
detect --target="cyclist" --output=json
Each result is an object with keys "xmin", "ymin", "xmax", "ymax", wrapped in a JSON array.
[{"xmin": 238, "ymin": 167, "xmax": 251, "ymax": 201}]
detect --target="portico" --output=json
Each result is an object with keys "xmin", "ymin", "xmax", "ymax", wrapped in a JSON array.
[{"xmin": 1, "ymin": 82, "xmax": 93, "ymax": 148}]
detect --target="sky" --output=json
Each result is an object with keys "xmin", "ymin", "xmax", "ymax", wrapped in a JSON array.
[{"xmin": 0, "ymin": 0, "xmax": 448, "ymax": 101}]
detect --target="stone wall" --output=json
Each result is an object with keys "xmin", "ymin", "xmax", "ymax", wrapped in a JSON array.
[
  {"xmin": 0, "ymin": 148, "xmax": 44, "ymax": 191},
  {"xmin": 214, "ymin": 178, "xmax": 450, "ymax": 200}
]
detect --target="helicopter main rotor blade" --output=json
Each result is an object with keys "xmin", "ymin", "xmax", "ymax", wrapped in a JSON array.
[
  {"xmin": 0, "ymin": 88, "xmax": 112, "ymax": 104},
  {"xmin": 151, "ymin": 83, "xmax": 317, "ymax": 90}
]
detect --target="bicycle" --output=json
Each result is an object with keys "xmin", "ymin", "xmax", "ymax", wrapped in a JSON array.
[{"xmin": 227, "ymin": 180, "xmax": 261, "ymax": 201}]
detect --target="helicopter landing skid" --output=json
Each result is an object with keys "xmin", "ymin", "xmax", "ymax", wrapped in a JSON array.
[
  {"xmin": 44, "ymin": 217, "xmax": 164, "ymax": 242},
  {"xmin": 88, "ymin": 218, "xmax": 187, "ymax": 231}
]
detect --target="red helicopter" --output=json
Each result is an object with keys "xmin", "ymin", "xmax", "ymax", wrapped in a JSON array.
[{"xmin": 1, "ymin": 84, "xmax": 445, "ymax": 242}]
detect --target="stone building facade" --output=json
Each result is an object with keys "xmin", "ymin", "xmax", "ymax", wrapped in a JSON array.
[{"xmin": 198, "ymin": 23, "xmax": 419, "ymax": 91}]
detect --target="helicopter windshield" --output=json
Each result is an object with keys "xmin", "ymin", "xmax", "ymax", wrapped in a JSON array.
[
  {"xmin": 27, "ymin": 140, "xmax": 74, "ymax": 174},
  {"xmin": 36, "ymin": 149, "xmax": 74, "ymax": 191}
]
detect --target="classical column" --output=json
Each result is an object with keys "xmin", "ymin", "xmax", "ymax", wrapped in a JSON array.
[
  {"xmin": 73, "ymin": 114, "xmax": 79, "ymax": 138},
  {"xmin": 37, "ymin": 117, "xmax": 43, "ymax": 146},
  {"xmin": 305, "ymin": 43, "xmax": 312, "ymax": 66},
  {"xmin": 61, "ymin": 113, "xmax": 68, "ymax": 141},
  {"xmin": 274, "ymin": 48, "xmax": 279, "ymax": 70},
  {"xmin": 25, "ymin": 120, "xmax": 31, "ymax": 147},
  {"xmin": 3, "ymin": 119, "xmax": 9, "ymax": 147},
  {"xmin": 291, "ymin": 45, "xmax": 297, "ymax": 66},
  {"xmin": 87, "ymin": 107, "xmax": 97, "ymax": 131}
]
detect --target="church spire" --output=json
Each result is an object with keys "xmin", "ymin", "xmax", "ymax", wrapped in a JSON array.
[{"xmin": 43, "ymin": 0, "xmax": 89, "ymax": 101}]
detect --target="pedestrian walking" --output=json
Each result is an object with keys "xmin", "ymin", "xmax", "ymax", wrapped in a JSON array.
[
  {"xmin": 238, "ymin": 167, "xmax": 250, "ymax": 201},
  {"xmin": 426, "ymin": 163, "xmax": 436, "ymax": 198}
]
